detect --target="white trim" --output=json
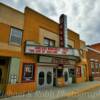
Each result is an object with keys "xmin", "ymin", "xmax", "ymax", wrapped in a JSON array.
[{"xmin": 87, "ymin": 47, "xmax": 100, "ymax": 54}]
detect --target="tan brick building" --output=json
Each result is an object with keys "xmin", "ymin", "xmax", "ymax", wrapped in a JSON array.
[{"xmin": 0, "ymin": 3, "xmax": 89, "ymax": 96}]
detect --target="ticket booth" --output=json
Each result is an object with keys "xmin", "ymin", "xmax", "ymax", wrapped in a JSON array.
[
  {"xmin": 56, "ymin": 65, "xmax": 69, "ymax": 87},
  {"xmin": 56, "ymin": 66, "xmax": 64, "ymax": 87}
]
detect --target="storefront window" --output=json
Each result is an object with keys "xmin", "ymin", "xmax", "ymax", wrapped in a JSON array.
[
  {"xmin": 39, "ymin": 72, "xmax": 44, "ymax": 85},
  {"xmin": 69, "ymin": 69, "xmax": 75, "ymax": 77},
  {"xmin": 47, "ymin": 72, "xmax": 52, "ymax": 84},
  {"xmin": 22, "ymin": 63, "xmax": 34, "ymax": 81},
  {"xmin": 64, "ymin": 72, "xmax": 68, "ymax": 82}
]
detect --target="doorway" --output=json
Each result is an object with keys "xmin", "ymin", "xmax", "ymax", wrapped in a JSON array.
[
  {"xmin": 0, "ymin": 68, "xmax": 2, "ymax": 83},
  {"xmin": 0, "ymin": 57, "xmax": 9, "ymax": 95},
  {"xmin": 53, "ymin": 68, "xmax": 56, "ymax": 86},
  {"xmin": 68, "ymin": 68, "xmax": 75, "ymax": 83},
  {"xmin": 63, "ymin": 68, "xmax": 69, "ymax": 85},
  {"xmin": 37, "ymin": 66, "xmax": 53, "ymax": 89}
]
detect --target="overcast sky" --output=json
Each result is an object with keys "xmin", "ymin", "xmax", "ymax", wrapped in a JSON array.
[{"xmin": 0, "ymin": 0, "xmax": 100, "ymax": 45}]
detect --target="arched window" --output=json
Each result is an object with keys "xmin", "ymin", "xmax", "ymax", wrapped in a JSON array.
[
  {"xmin": 39, "ymin": 72, "xmax": 44, "ymax": 85},
  {"xmin": 47, "ymin": 72, "xmax": 52, "ymax": 84},
  {"xmin": 64, "ymin": 72, "xmax": 68, "ymax": 82}
]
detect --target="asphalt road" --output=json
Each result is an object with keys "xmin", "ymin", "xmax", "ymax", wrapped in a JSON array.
[{"xmin": 56, "ymin": 87, "xmax": 100, "ymax": 100}]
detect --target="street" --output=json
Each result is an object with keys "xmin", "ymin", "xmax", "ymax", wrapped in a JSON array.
[
  {"xmin": 57, "ymin": 87, "xmax": 100, "ymax": 100},
  {"xmin": 0, "ymin": 82, "xmax": 100, "ymax": 100}
]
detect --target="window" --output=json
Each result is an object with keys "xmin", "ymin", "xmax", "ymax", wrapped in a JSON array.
[
  {"xmin": 64, "ymin": 72, "xmax": 68, "ymax": 82},
  {"xmin": 44, "ymin": 38, "xmax": 55, "ymax": 47},
  {"xmin": 9, "ymin": 27, "xmax": 23, "ymax": 46},
  {"xmin": 95, "ymin": 63, "xmax": 99, "ymax": 72},
  {"xmin": 90, "ymin": 62, "xmax": 95, "ymax": 72},
  {"xmin": 39, "ymin": 72, "xmax": 45, "ymax": 85},
  {"xmin": 22, "ymin": 63, "xmax": 35, "ymax": 81},
  {"xmin": 69, "ymin": 69, "xmax": 75, "ymax": 77},
  {"xmin": 99, "ymin": 64, "xmax": 100, "ymax": 72},
  {"xmin": 47, "ymin": 72, "xmax": 52, "ymax": 84},
  {"xmin": 39, "ymin": 56, "xmax": 52, "ymax": 63}
]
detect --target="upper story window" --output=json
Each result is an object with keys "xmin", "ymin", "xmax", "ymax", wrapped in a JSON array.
[
  {"xmin": 9, "ymin": 27, "xmax": 23, "ymax": 46},
  {"xmin": 44, "ymin": 38, "xmax": 55, "ymax": 47},
  {"xmin": 68, "ymin": 39, "xmax": 74, "ymax": 48}
]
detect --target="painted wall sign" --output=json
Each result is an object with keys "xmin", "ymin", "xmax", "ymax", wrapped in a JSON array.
[{"xmin": 59, "ymin": 14, "xmax": 68, "ymax": 47}]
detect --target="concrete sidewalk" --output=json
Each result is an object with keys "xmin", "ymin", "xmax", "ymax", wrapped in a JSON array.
[{"xmin": 0, "ymin": 81, "xmax": 100, "ymax": 100}]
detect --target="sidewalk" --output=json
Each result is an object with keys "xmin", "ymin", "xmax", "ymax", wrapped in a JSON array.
[{"xmin": 0, "ymin": 81, "xmax": 100, "ymax": 100}]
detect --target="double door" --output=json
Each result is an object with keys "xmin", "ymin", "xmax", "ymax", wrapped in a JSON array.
[{"xmin": 37, "ymin": 66, "xmax": 53, "ymax": 89}]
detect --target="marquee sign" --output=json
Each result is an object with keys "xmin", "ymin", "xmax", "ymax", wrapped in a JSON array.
[
  {"xmin": 59, "ymin": 14, "xmax": 68, "ymax": 48},
  {"xmin": 25, "ymin": 45, "xmax": 69, "ymax": 55}
]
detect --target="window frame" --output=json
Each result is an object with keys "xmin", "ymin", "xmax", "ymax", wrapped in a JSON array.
[
  {"xmin": 44, "ymin": 37, "xmax": 55, "ymax": 47},
  {"xmin": 9, "ymin": 27, "xmax": 23, "ymax": 46},
  {"xmin": 22, "ymin": 63, "xmax": 35, "ymax": 82}
]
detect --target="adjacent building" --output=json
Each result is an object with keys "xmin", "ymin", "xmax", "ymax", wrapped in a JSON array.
[
  {"xmin": 0, "ymin": 3, "xmax": 89, "ymax": 96},
  {"xmin": 87, "ymin": 43, "xmax": 100, "ymax": 81}
]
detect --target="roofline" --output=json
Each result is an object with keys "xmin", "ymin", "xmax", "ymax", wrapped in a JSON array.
[
  {"xmin": 68, "ymin": 28, "xmax": 79, "ymax": 36},
  {"xmin": 0, "ymin": 2, "xmax": 24, "ymax": 15},
  {"xmin": 87, "ymin": 46, "xmax": 100, "ymax": 54},
  {"xmin": 0, "ymin": 2, "xmax": 82, "ymax": 39},
  {"xmin": 90, "ymin": 43, "xmax": 100, "ymax": 46},
  {"xmin": 25, "ymin": 6, "xmax": 59, "ymax": 25}
]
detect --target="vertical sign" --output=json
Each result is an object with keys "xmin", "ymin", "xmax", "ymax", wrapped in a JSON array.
[{"xmin": 59, "ymin": 14, "xmax": 68, "ymax": 47}]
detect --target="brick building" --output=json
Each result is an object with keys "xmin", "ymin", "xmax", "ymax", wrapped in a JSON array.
[
  {"xmin": 87, "ymin": 43, "xmax": 100, "ymax": 81},
  {"xmin": 0, "ymin": 3, "xmax": 89, "ymax": 96}
]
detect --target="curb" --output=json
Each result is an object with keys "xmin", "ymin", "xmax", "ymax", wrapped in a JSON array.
[{"xmin": 64, "ymin": 84, "xmax": 100, "ymax": 97}]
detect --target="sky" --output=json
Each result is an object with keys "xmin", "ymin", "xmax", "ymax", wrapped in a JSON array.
[{"xmin": 0, "ymin": 0, "xmax": 100, "ymax": 45}]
